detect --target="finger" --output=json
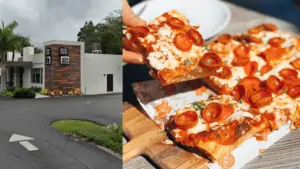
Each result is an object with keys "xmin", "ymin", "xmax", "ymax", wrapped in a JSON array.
[
  {"xmin": 122, "ymin": 0, "xmax": 147, "ymax": 27},
  {"xmin": 123, "ymin": 49, "xmax": 144, "ymax": 64}
]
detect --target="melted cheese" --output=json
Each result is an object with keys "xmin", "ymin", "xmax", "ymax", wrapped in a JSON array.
[
  {"xmin": 124, "ymin": 10, "xmax": 209, "ymax": 71},
  {"xmin": 173, "ymin": 95, "xmax": 256, "ymax": 137}
]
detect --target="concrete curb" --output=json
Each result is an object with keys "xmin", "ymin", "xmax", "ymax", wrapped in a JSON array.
[{"xmin": 0, "ymin": 95, "xmax": 13, "ymax": 100}]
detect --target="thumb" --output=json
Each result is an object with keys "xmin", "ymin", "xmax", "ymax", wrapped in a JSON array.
[
  {"xmin": 123, "ymin": 49, "xmax": 144, "ymax": 64},
  {"xmin": 123, "ymin": 0, "xmax": 147, "ymax": 27}
]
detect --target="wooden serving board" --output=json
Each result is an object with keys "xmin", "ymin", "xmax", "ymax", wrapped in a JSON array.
[{"xmin": 123, "ymin": 102, "xmax": 209, "ymax": 169}]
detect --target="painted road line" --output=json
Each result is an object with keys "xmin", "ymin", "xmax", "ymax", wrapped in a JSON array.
[
  {"xmin": 9, "ymin": 134, "xmax": 34, "ymax": 142},
  {"xmin": 19, "ymin": 141, "xmax": 39, "ymax": 151}
]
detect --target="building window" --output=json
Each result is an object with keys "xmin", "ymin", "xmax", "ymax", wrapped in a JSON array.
[{"xmin": 31, "ymin": 68, "xmax": 43, "ymax": 84}]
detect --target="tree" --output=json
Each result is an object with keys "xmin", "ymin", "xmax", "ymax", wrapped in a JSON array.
[
  {"xmin": 0, "ymin": 21, "xmax": 31, "ymax": 90},
  {"xmin": 77, "ymin": 10, "xmax": 122, "ymax": 54},
  {"xmin": 34, "ymin": 47, "xmax": 43, "ymax": 54}
]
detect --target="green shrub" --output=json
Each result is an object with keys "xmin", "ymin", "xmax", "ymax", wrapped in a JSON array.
[
  {"xmin": 13, "ymin": 88, "xmax": 36, "ymax": 99},
  {"xmin": 6, "ymin": 86, "xmax": 16, "ymax": 92},
  {"xmin": 39, "ymin": 89, "xmax": 48, "ymax": 95},
  {"xmin": 1, "ymin": 90, "xmax": 14, "ymax": 97},
  {"xmin": 30, "ymin": 86, "xmax": 42, "ymax": 93}
]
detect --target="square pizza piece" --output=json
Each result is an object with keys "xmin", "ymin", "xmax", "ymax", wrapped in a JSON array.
[
  {"xmin": 166, "ymin": 95, "xmax": 267, "ymax": 162},
  {"xmin": 123, "ymin": 10, "xmax": 222, "ymax": 86},
  {"xmin": 204, "ymin": 23, "xmax": 300, "ymax": 130}
]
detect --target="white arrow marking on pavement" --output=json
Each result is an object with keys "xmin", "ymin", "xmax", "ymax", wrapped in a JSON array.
[
  {"xmin": 9, "ymin": 134, "xmax": 39, "ymax": 152},
  {"xmin": 19, "ymin": 141, "xmax": 39, "ymax": 151},
  {"xmin": 9, "ymin": 134, "xmax": 34, "ymax": 142}
]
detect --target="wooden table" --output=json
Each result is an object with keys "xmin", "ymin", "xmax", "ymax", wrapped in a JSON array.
[{"xmin": 123, "ymin": 1, "xmax": 300, "ymax": 169}]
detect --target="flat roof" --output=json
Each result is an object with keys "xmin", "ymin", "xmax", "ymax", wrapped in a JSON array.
[{"xmin": 6, "ymin": 61, "xmax": 32, "ymax": 67}]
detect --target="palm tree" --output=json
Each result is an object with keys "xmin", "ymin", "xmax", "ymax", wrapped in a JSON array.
[{"xmin": 0, "ymin": 21, "xmax": 31, "ymax": 90}]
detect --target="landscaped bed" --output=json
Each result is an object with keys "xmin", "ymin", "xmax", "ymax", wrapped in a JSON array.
[{"xmin": 51, "ymin": 120, "xmax": 122, "ymax": 155}]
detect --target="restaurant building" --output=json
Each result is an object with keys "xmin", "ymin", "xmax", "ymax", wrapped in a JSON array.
[{"xmin": 3, "ymin": 40, "xmax": 122, "ymax": 95}]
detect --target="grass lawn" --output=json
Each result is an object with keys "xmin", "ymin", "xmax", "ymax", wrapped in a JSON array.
[{"xmin": 51, "ymin": 120, "xmax": 122, "ymax": 154}]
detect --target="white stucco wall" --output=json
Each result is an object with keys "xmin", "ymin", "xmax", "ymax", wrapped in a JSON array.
[
  {"xmin": 81, "ymin": 54, "xmax": 122, "ymax": 95},
  {"xmin": 30, "ymin": 53, "xmax": 45, "ymax": 88},
  {"xmin": 22, "ymin": 47, "xmax": 45, "ymax": 89}
]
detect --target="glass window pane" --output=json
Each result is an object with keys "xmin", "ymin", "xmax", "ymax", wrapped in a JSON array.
[{"xmin": 40, "ymin": 68, "xmax": 43, "ymax": 83}]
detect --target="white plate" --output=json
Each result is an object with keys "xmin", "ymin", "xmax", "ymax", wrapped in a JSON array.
[{"xmin": 132, "ymin": 0, "xmax": 231, "ymax": 40}]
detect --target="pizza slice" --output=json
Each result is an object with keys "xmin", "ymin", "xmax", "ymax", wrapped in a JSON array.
[
  {"xmin": 123, "ymin": 10, "xmax": 222, "ymax": 86},
  {"xmin": 204, "ymin": 24, "xmax": 300, "ymax": 131},
  {"xmin": 165, "ymin": 95, "xmax": 267, "ymax": 161}
]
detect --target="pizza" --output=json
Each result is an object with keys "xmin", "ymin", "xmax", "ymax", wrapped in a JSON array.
[
  {"xmin": 205, "ymin": 23, "xmax": 300, "ymax": 131},
  {"xmin": 123, "ymin": 10, "xmax": 222, "ymax": 86},
  {"xmin": 164, "ymin": 23, "xmax": 300, "ymax": 162},
  {"xmin": 166, "ymin": 95, "xmax": 267, "ymax": 161}
]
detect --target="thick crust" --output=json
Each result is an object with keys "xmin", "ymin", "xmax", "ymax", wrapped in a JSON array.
[
  {"xmin": 291, "ymin": 104, "xmax": 300, "ymax": 128},
  {"xmin": 154, "ymin": 65, "xmax": 211, "ymax": 86},
  {"xmin": 202, "ymin": 77, "xmax": 221, "ymax": 93},
  {"xmin": 195, "ymin": 122, "xmax": 266, "ymax": 161}
]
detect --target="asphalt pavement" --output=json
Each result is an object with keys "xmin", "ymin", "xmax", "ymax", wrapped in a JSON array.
[{"xmin": 0, "ymin": 94, "xmax": 122, "ymax": 169}]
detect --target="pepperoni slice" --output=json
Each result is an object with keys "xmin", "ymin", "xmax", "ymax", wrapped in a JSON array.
[
  {"xmin": 244, "ymin": 61, "xmax": 258, "ymax": 76},
  {"xmin": 267, "ymin": 75, "xmax": 284, "ymax": 92},
  {"xmin": 239, "ymin": 77, "xmax": 262, "ymax": 89},
  {"xmin": 232, "ymin": 56, "xmax": 250, "ymax": 66},
  {"xmin": 217, "ymin": 34, "xmax": 231, "ymax": 44},
  {"xmin": 233, "ymin": 45, "xmax": 250, "ymax": 57},
  {"xmin": 199, "ymin": 52, "xmax": 222, "ymax": 70},
  {"xmin": 250, "ymin": 89, "xmax": 273, "ymax": 108},
  {"xmin": 187, "ymin": 29, "xmax": 204, "ymax": 46},
  {"xmin": 247, "ymin": 36, "xmax": 263, "ymax": 44},
  {"xmin": 261, "ymin": 47, "xmax": 285, "ymax": 63},
  {"xmin": 162, "ymin": 13, "xmax": 172, "ymax": 20},
  {"xmin": 167, "ymin": 17, "xmax": 185, "ymax": 29},
  {"xmin": 215, "ymin": 121, "xmax": 249, "ymax": 145},
  {"xmin": 288, "ymin": 85, "xmax": 300, "ymax": 98},
  {"xmin": 268, "ymin": 37, "xmax": 286, "ymax": 47},
  {"xmin": 219, "ymin": 85, "xmax": 245, "ymax": 101},
  {"xmin": 232, "ymin": 45, "xmax": 250, "ymax": 66},
  {"xmin": 231, "ymin": 85, "xmax": 246, "ymax": 101},
  {"xmin": 202, "ymin": 102, "xmax": 222, "ymax": 123},
  {"xmin": 232, "ymin": 34, "xmax": 248, "ymax": 43},
  {"xmin": 215, "ymin": 66, "xmax": 232, "ymax": 79},
  {"xmin": 122, "ymin": 37, "xmax": 142, "ymax": 53},
  {"xmin": 173, "ymin": 33, "xmax": 193, "ymax": 51},
  {"xmin": 260, "ymin": 64, "xmax": 273, "ymax": 75},
  {"xmin": 218, "ymin": 105, "xmax": 235, "ymax": 122},
  {"xmin": 248, "ymin": 25, "xmax": 264, "ymax": 34},
  {"xmin": 279, "ymin": 68, "xmax": 298, "ymax": 81},
  {"xmin": 128, "ymin": 26, "xmax": 150, "ymax": 37},
  {"xmin": 291, "ymin": 58, "xmax": 300, "ymax": 70},
  {"xmin": 175, "ymin": 111, "xmax": 199, "ymax": 130},
  {"xmin": 219, "ymin": 86, "xmax": 230, "ymax": 95},
  {"xmin": 263, "ymin": 23, "xmax": 277, "ymax": 31},
  {"xmin": 239, "ymin": 77, "xmax": 262, "ymax": 103}
]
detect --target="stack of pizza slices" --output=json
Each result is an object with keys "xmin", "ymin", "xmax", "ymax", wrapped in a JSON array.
[{"xmin": 123, "ymin": 10, "xmax": 300, "ymax": 162}]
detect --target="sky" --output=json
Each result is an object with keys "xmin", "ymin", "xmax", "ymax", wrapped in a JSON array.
[{"xmin": 0, "ymin": 0, "xmax": 122, "ymax": 47}]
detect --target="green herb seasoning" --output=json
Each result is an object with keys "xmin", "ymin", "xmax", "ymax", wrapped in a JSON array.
[
  {"xmin": 184, "ymin": 59, "xmax": 193, "ymax": 66},
  {"xmin": 192, "ymin": 101, "xmax": 205, "ymax": 111},
  {"xmin": 204, "ymin": 44, "xmax": 210, "ymax": 51}
]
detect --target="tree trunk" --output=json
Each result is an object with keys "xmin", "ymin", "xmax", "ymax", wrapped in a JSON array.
[
  {"xmin": 1, "ymin": 52, "xmax": 7, "ymax": 91},
  {"xmin": 10, "ymin": 51, "xmax": 14, "ymax": 87}
]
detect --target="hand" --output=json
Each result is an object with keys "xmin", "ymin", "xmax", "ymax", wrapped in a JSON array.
[{"xmin": 122, "ymin": 0, "xmax": 147, "ymax": 64}]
